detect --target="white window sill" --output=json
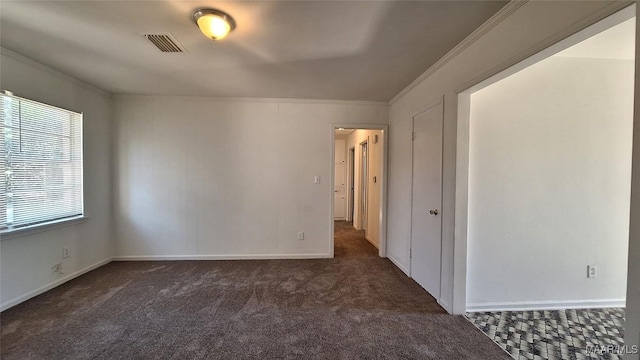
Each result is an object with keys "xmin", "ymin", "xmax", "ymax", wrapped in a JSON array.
[{"xmin": 1, "ymin": 216, "xmax": 89, "ymax": 240}]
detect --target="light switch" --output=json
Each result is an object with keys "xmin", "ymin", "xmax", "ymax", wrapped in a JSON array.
[{"xmin": 314, "ymin": 176, "xmax": 321, "ymax": 184}]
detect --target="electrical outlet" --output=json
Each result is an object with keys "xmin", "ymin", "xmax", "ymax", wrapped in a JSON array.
[
  {"xmin": 587, "ymin": 264, "xmax": 598, "ymax": 278},
  {"xmin": 51, "ymin": 263, "xmax": 62, "ymax": 274},
  {"xmin": 62, "ymin": 247, "xmax": 70, "ymax": 258},
  {"xmin": 297, "ymin": 231, "xmax": 304, "ymax": 240}
]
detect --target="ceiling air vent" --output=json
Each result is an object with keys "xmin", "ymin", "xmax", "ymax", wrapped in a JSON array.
[{"xmin": 144, "ymin": 33, "xmax": 185, "ymax": 53}]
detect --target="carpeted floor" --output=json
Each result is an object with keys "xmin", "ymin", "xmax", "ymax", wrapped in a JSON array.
[{"xmin": 1, "ymin": 221, "xmax": 509, "ymax": 359}]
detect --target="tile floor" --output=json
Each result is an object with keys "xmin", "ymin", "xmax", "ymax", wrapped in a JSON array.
[{"xmin": 466, "ymin": 308, "xmax": 626, "ymax": 360}]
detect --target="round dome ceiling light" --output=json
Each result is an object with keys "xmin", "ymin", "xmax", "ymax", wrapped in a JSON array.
[{"xmin": 192, "ymin": 8, "xmax": 236, "ymax": 41}]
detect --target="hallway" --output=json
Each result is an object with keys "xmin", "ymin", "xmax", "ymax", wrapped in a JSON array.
[{"xmin": 334, "ymin": 220, "xmax": 379, "ymax": 258}]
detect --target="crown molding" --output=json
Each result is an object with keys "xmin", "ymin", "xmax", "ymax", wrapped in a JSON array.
[
  {"xmin": 113, "ymin": 94, "xmax": 389, "ymax": 107},
  {"xmin": 389, "ymin": 0, "xmax": 529, "ymax": 105},
  {"xmin": 0, "ymin": 47, "xmax": 112, "ymax": 98}
]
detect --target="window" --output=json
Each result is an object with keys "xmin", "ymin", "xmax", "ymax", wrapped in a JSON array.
[{"xmin": 0, "ymin": 93, "xmax": 83, "ymax": 232}]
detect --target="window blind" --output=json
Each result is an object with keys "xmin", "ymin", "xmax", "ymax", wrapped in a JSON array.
[{"xmin": 0, "ymin": 93, "xmax": 83, "ymax": 231}]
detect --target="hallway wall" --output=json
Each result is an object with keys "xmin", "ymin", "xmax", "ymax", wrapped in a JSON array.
[{"xmin": 346, "ymin": 130, "xmax": 384, "ymax": 248}]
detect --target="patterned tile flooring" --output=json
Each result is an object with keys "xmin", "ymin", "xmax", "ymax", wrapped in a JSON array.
[{"xmin": 466, "ymin": 308, "xmax": 627, "ymax": 359}]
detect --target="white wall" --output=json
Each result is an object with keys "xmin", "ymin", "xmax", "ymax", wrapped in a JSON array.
[
  {"xmin": 0, "ymin": 49, "xmax": 113, "ymax": 310},
  {"xmin": 113, "ymin": 96, "xmax": 388, "ymax": 259},
  {"xmin": 346, "ymin": 129, "xmax": 384, "ymax": 247},
  {"xmin": 387, "ymin": 0, "xmax": 633, "ymax": 313},
  {"xmin": 467, "ymin": 56, "xmax": 633, "ymax": 308}
]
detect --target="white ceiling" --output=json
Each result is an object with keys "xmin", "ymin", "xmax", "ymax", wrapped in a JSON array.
[
  {"xmin": 0, "ymin": 1, "xmax": 507, "ymax": 101},
  {"xmin": 555, "ymin": 17, "xmax": 636, "ymax": 60},
  {"xmin": 335, "ymin": 128, "xmax": 356, "ymax": 138}
]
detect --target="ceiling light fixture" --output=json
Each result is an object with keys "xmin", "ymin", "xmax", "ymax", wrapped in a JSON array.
[{"xmin": 192, "ymin": 8, "xmax": 236, "ymax": 41}]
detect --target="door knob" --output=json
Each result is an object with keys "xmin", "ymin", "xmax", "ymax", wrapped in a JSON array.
[{"xmin": 429, "ymin": 209, "xmax": 439, "ymax": 215}]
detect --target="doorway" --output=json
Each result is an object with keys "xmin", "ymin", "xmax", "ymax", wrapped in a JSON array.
[
  {"xmin": 456, "ymin": 5, "xmax": 635, "ymax": 359},
  {"xmin": 331, "ymin": 125, "xmax": 388, "ymax": 258}
]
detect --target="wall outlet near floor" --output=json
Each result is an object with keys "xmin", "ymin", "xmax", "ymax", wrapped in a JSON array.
[
  {"xmin": 51, "ymin": 263, "xmax": 63, "ymax": 274},
  {"xmin": 587, "ymin": 264, "xmax": 597, "ymax": 278},
  {"xmin": 297, "ymin": 231, "xmax": 304, "ymax": 240},
  {"xmin": 62, "ymin": 247, "xmax": 70, "ymax": 258}
]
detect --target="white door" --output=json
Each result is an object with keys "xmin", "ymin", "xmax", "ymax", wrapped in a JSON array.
[
  {"xmin": 410, "ymin": 102, "xmax": 443, "ymax": 299},
  {"xmin": 348, "ymin": 147, "xmax": 355, "ymax": 222},
  {"xmin": 360, "ymin": 141, "xmax": 368, "ymax": 232},
  {"xmin": 335, "ymin": 163, "xmax": 346, "ymax": 219},
  {"xmin": 334, "ymin": 139, "xmax": 346, "ymax": 220}
]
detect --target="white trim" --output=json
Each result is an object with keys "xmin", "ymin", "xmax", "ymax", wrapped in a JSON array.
[
  {"xmin": 387, "ymin": 254, "xmax": 410, "ymax": 276},
  {"xmin": 466, "ymin": 299, "xmax": 626, "ymax": 312},
  {"xmin": 390, "ymin": 0, "xmax": 632, "ymax": 105},
  {"xmin": 453, "ymin": 4, "xmax": 637, "ymax": 316},
  {"xmin": 346, "ymin": 146, "xmax": 356, "ymax": 223},
  {"xmin": 0, "ymin": 257, "xmax": 112, "ymax": 311},
  {"xmin": 112, "ymin": 254, "xmax": 332, "ymax": 261},
  {"xmin": 365, "ymin": 235, "xmax": 379, "ymax": 249},
  {"xmin": 389, "ymin": 1, "xmax": 529, "ymax": 105},
  {"xmin": 463, "ymin": 4, "xmax": 636, "ymax": 96},
  {"xmin": 453, "ymin": 93, "xmax": 471, "ymax": 315},
  {"xmin": 330, "ymin": 126, "xmax": 336, "ymax": 258},
  {"xmin": 1, "ymin": 216, "xmax": 89, "ymax": 240},
  {"xmin": 438, "ymin": 298, "xmax": 452, "ymax": 313},
  {"xmin": 114, "ymin": 94, "xmax": 389, "ymax": 107},
  {"xmin": 0, "ymin": 47, "xmax": 112, "ymax": 99},
  {"xmin": 380, "ymin": 127, "xmax": 389, "ymax": 258},
  {"xmin": 358, "ymin": 138, "xmax": 369, "ymax": 232},
  {"xmin": 453, "ymin": 1, "xmax": 635, "ymax": 95},
  {"xmin": 411, "ymin": 98, "xmax": 443, "ymax": 120}
]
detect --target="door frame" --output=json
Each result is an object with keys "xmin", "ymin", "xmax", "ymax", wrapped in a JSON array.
[
  {"xmin": 359, "ymin": 139, "xmax": 369, "ymax": 233},
  {"xmin": 452, "ymin": 5, "xmax": 636, "ymax": 315},
  {"xmin": 330, "ymin": 123, "xmax": 389, "ymax": 258},
  {"xmin": 333, "ymin": 138, "xmax": 347, "ymax": 220},
  {"xmin": 409, "ymin": 97, "xmax": 445, "ymax": 298},
  {"xmin": 347, "ymin": 146, "xmax": 356, "ymax": 222}
]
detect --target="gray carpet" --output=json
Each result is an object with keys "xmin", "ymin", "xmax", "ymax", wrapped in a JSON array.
[{"xmin": 1, "ymin": 221, "xmax": 509, "ymax": 359}]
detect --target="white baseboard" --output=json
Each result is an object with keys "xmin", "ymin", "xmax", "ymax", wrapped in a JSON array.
[
  {"xmin": 438, "ymin": 298, "xmax": 453, "ymax": 314},
  {"xmin": 365, "ymin": 235, "xmax": 379, "ymax": 249},
  {"xmin": 387, "ymin": 254, "xmax": 409, "ymax": 276},
  {"xmin": 1, "ymin": 257, "xmax": 113, "ymax": 312},
  {"xmin": 112, "ymin": 253, "xmax": 333, "ymax": 261},
  {"xmin": 466, "ymin": 298, "xmax": 626, "ymax": 312}
]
